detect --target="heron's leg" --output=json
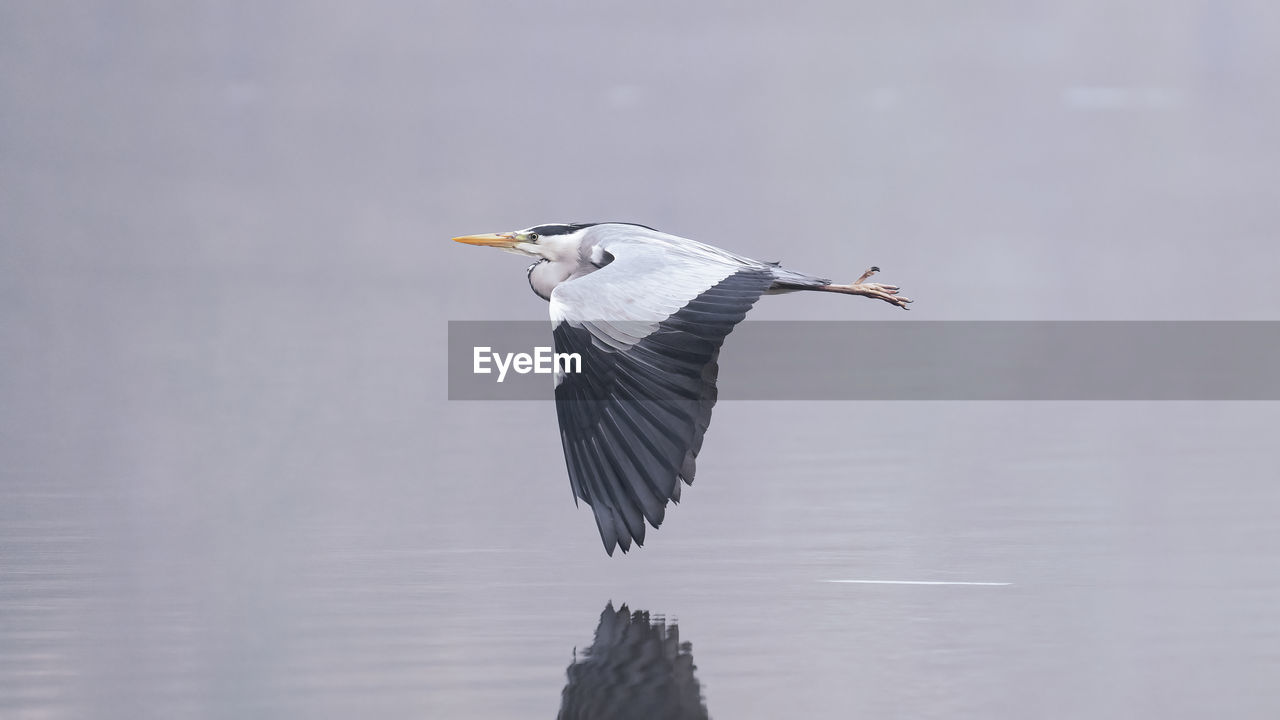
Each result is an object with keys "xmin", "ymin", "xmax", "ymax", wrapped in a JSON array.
[{"xmin": 817, "ymin": 268, "xmax": 912, "ymax": 309}]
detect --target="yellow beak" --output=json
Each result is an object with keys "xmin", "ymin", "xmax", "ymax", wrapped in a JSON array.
[{"xmin": 453, "ymin": 232, "xmax": 518, "ymax": 248}]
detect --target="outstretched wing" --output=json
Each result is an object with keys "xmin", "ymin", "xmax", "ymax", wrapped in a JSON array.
[{"xmin": 550, "ymin": 236, "xmax": 773, "ymax": 555}]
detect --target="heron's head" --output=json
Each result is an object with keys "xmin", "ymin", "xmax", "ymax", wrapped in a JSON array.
[
  {"xmin": 454, "ymin": 222, "xmax": 661, "ymax": 262},
  {"xmin": 453, "ymin": 223, "xmax": 593, "ymax": 261}
]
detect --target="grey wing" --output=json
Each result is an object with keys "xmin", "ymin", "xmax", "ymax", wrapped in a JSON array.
[{"xmin": 550, "ymin": 240, "xmax": 774, "ymax": 555}]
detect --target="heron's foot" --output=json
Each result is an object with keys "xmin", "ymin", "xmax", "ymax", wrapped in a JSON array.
[
  {"xmin": 853, "ymin": 282, "xmax": 912, "ymax": 309},
  {"xmin": 822, "ymin": 267, "xmax": 912, "ymax": 309}
]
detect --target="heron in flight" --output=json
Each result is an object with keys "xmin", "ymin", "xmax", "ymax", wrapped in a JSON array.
[{"xmin": 454, "ymin": 222, "xmax": 910, "ymax": 555}]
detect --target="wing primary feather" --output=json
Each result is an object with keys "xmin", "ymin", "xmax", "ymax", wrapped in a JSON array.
[
  {"xmin": 569, "ymin": 437, "xmax": 622, "ymax": 556},
  {"xmin": 586, "ymin": 435, "xmax": 647, "ymax": 547},
  {"xmin": 605, "ymin": 385, "xmax": 696, "ymax": 463},
  {"xmin": 601, "ymin": 405, "xmax": 680, "ymax": 503},
  {"xmin": 598, "ymin": 409, "xmax": 670, "ymax": 525}
]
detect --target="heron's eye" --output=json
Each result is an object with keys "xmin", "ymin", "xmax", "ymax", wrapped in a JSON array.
[{"xmin": 526, "ymin": 233, "xmax": 539, "ymax": 242}]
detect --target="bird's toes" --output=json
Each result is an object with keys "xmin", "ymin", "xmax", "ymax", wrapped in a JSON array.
[{"xmin": 862, "ymin": 282, "xmax": 899, "ymax": 295}]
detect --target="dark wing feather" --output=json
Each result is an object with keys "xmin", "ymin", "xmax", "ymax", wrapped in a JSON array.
[{"xmin": 551, "ymin": 260, "xmax": 773, "ymax": 555}]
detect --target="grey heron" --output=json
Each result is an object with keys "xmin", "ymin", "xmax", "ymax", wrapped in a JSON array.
[{"xmin": 454, "ymin": 222, "xmax": 910, "ymax": 555}]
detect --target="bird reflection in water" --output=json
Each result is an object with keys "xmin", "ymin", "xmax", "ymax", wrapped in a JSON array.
[{"xmin": 558, "ymin": 603, "xmax": 709, "ymax": 720}]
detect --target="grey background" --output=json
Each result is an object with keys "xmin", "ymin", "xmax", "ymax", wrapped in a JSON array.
[{"xmin": 3, "ymin": 2, "xmax": 1279, "ymax": 718}]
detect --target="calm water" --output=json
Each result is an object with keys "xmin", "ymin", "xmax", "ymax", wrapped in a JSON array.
[
  {"xmin": 4, "ymin": 2, "xmax": 1280, "ymax": 718},
  {"xmin": 5, "ymin": 399, "xmax": 1280, "ymax": 717}
]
